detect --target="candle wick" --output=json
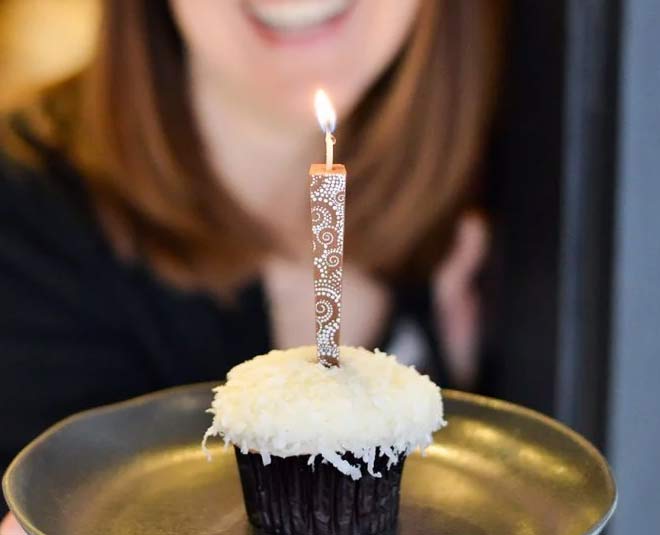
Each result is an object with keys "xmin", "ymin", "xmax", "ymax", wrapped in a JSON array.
[{"xmin": 325, "ymin": 132, "xmax": 336, "ymax": 171}]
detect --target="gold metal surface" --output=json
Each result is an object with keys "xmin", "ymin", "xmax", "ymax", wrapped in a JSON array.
[{"xmin": 3, "ymin": 385, "xmax": 616, "ymax": 535}]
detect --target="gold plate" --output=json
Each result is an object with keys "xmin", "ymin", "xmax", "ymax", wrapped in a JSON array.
[{"xmin": 3, "ymin": 383, "xmax": 616, "ymax": 535}]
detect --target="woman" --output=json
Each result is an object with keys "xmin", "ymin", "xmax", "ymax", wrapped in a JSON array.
[{"xmin": 0, "ymin": 0, "xmax": 504, "ymax": 530}]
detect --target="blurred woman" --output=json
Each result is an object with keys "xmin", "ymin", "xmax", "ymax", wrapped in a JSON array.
[{"xmin": 0, "ymin": 0, "xmax": 504, "ymax": 528}]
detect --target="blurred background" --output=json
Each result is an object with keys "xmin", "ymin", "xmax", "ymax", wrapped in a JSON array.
[
  {"xmin": 0, "ymin": 0, "xmax": 658, "ymax": 533},
  {"xmin": 0, "ymin": 0, "xmax": 98, "ymax": 109}
]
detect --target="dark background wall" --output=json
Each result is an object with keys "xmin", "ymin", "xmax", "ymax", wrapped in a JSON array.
[
  {"xmin": 481, "ymin": 0, "xmax": 564, "ymax": 418},
  {"xmin": 607, "ymin": 0, "xmax": 660, "ymax": 532},
  {"xmin": 486, "ymin": 1, "xmax": 660, "ymax": 530}
]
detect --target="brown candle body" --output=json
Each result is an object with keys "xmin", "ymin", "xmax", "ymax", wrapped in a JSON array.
[{"xmin": 309, "ymin": 164, "xmax": 346, "ymax": 368}]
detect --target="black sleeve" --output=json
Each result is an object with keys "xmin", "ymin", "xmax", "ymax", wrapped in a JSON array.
[{"xmin": 0, "ymin": 157, "xmax": 156, "ymax": 491}]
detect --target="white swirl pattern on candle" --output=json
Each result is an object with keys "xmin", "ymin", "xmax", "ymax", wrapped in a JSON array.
[{"xmin": 310, "ymin": 171, "xmax": 346, "ymax": 366}]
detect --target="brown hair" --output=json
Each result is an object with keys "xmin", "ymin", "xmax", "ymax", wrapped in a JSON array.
[{"xmin": 9, "ymin": 0, "xmax": 506, "ymax": 292}]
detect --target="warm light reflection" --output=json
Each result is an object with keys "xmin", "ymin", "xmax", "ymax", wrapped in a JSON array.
[
  {"xmin": 314, "ymin": 89, "xmax": 336, "ymax": 133},
  {"xmin": 454, "ymin": 419, "xmax": 585, "ymax": 486}
]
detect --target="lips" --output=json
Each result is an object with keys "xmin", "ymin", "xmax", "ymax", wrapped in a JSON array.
[{"xmin": 244, "ymin": 0, "xmax": 353, "ymax": 33}]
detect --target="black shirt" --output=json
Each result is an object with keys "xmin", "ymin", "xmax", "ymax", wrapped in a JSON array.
[{"xmin": 0, "ymin": 146, "xmax": 451, "ymax": 485}]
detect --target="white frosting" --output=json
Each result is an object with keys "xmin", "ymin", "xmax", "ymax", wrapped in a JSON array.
[{"xmin": 203, "ymin": 346, "xmax": 446, "ymax": 479}]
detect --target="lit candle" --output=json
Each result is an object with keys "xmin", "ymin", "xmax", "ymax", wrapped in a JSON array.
[
  {"xmin": 314, "ymin": 89, "xmax": 337, "ymax": 170},
  {"xmin": 310, "ymin": 90, "xmax": 346, "ymax": 368}
]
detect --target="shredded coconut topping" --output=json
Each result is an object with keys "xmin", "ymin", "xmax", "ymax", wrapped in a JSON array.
[{"xmin": 202, "ymin": 346, "xmax": 446, "ymax": 479}]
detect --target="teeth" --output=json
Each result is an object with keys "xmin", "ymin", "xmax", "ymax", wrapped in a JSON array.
[{"xmin": 247, "ymin": 0, "xmax": 351, "ymax": 32}]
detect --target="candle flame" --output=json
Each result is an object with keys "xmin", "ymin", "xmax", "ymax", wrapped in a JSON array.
[{"xmin": 314, "ymin": 89, "xmax": 336, "ymax": 134}]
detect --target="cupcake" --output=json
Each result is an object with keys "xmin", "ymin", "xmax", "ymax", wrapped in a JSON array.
[{"xmin": 202, "ymin": 345, "xmax": 446, "ymax": 535}]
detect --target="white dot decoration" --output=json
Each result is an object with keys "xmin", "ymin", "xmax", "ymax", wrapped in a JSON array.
[{"xmin": 309, "ymin": 166, "xmax": 346, "ymax": 367}]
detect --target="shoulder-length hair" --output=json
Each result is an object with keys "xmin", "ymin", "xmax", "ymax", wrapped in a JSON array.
[{"xmin": 10, "ymin": 0, "xmax": 506, "ymax": 292}]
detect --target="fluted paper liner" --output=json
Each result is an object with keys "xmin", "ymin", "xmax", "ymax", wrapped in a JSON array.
[{"xmin": 235, "ymin": 448, "xmax": 405, "ymax": 535}]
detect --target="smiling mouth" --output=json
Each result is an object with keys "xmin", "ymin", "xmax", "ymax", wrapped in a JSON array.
[{"xmin": 243, "ymin": 0, "xmax": 354, "ymax": 34}]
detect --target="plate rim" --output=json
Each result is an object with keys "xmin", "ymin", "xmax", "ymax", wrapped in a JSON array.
[{"xmin": 2, "ymin": 383, "xmax": 618, "ymax": 535}]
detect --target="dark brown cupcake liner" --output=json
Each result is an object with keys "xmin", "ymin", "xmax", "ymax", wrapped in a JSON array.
[{"xmin": 234, "ymin": 447, "xmax": 406, "ymax": 535}]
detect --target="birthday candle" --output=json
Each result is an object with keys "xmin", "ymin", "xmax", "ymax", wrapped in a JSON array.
[{"xmin": 310, "ymin": 90, "xmax": 346, "ymax": 368}]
